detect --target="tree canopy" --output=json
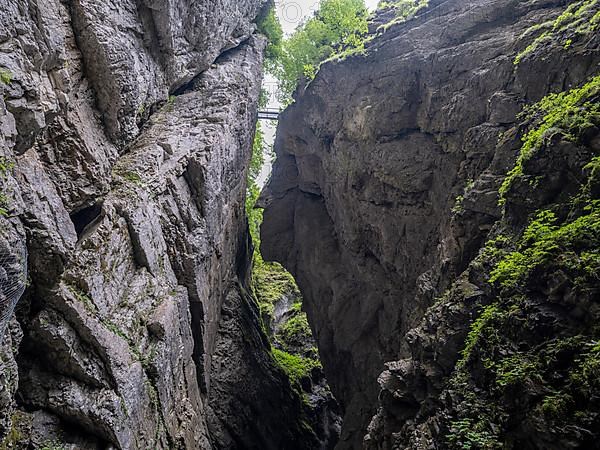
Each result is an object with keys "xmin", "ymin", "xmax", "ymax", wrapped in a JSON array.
[
  {"xmin": 257, "ymin": 7, "xmax": 284, "ymax": 74},
  {"xmin": 260, "ymin": 0, "xmax": 369, "ymax": 104}
]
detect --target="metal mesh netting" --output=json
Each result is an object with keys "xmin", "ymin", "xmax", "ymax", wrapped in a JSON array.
[{"xmin": 0, "ymin": 238, "xmax": 27, "ymax": 340}]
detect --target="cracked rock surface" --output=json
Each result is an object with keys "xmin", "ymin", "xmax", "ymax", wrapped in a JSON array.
[
  {"xmin": 0, "ymin": 0, "xmax": 319, "ymax": 448},
  {"xmin": 260, "ymin": 0, "xmax": 600, "ymax": 447}
]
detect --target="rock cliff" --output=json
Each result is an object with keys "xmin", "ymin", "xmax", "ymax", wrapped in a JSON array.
[
  {"xmin": 0, "ymin": 0, "xmax": 320, "ymax": 448},
  {"xmin": 261, "ymin": 0, "xmax": 600, "ymax": 448},
  {"xmin": 2, "ymin": 0, "xmax": 599, "ymax": 448}
]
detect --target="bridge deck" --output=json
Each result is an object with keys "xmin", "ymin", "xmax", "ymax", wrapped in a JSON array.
[{"xmin": 257, "ymin": 110, "xmax": 280, "ymax": 120}]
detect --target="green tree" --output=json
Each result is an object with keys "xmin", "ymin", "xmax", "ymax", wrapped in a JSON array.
[
  {"xmin": 271, "ymin": 0, "xmax": 369, "ymax": 103},
  {"xmin": 257, "ymin": 6, "xmax": 284, "ymax": 74}
]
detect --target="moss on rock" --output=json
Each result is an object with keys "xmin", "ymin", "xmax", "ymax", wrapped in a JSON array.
[{"xmin": 445, "ymin": 74, "xmax": 600, "ymax": 449}]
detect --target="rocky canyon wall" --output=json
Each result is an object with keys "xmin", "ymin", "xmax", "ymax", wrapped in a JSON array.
[
  {"xmin": 0, "ymin": 0, "xmax": 317, "ymax": 448},
  {"xmin": 261, "ymin": 0, "xmax": 600, "ymax": 448}
]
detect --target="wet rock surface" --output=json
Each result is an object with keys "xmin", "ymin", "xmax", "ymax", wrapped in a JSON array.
[{"xmin": 260, "ymin": 0, "xmax": 600, "ymax": 447}]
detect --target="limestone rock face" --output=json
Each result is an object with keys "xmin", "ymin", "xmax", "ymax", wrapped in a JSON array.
[
  {"xmin": 68, "ymin": 0, "xmax": 267, "ymax": 144},
  {"xmin": 13, "ymin": 39, "xmax": 265, "ymax": 449},
  {"xmin": 0, "ymin": 0, "xmax": 315, "ymax": 448},
  {"xmin": 260, "ymin": 0, "xmax": 600, "ymax": 447}
]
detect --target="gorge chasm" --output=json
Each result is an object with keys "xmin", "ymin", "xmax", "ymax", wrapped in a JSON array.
[{"xmin": 1, "ymin": 0, "xmax": 600, "ymax": 449}]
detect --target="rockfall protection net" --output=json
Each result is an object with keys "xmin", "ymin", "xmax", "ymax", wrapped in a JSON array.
[{"xmin": 0, "ymin": 238, "xmax": 27, "ymax": 340}]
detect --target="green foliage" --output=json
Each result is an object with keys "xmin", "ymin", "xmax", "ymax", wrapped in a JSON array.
[
  {"xmin": 513, "ymin": 31, "xmax": 551, "ymax": 66},
  {"xmin": 257, "ymin": 6, "xmax": 284, "ymax": 73},
  {"xmin": 459, "ymin": 304, "xmax": 502, "ymax": 367},
  {"xmin": 526, "ymin": 337, "xmax": 600, "ymax": 424},
  {"xmin": 258, "ymin": 88, "xmax": 270, "ymax": 109},
  {"xmin": 270, "ymin": 0, "xmax": 369, "ymax": 103},
  {"xmin": 245, "ymin": 124, "xmax": 300, "ymax": 322},
  {"xmin": 247, "ymin": 179, "xmax": 262, "ymax": 241},
  {"xmin": 448, "ymin": 125, "xmax": 600, "ymax": 446},
  {"xmin": 521, "ymin": 210, "xmax": 558, "ymax": 244},
  {"xmin": 377, "ymin": 0, "xmax": 429, "ymax": 32},
  {"xmin": 570, "ymin": 342, "xmax": 600, "ymax": 393},
  {"xmin": 552, "ymin": 0, "xmax": 600, "ymax": 33},
  {"xmin": 445, "ymin": 370, "xmax": 505, "ymax": 450},
  {"xmin": 447, "ymin": 417, "xmax": 502, "ymax": 450},
  {"xmin": 447, "ymin": 68, "xmax": 600, "ymax": 447},
  {"xmin": 541, "ymin": 393, "xmax": 574, "ymax": 418},
  {"xmin": 451, "ymin": 179, "xmax": 474, "ymax": 215},
  {"xmin": 249, "ymin": 123, "xmax": 266, "ymax": 183},
  {"xmin": 499, "ymin": 74, "xmax": 600, "ymax": 202},
  {"xmin": 252, "ymin": 258, "xmax": 299, "ymax": 318},
  {"xmin": 450, "ymin": 333, "xmax": 600, "ymax": 447},
  {"xmin": 481, "ymin": 234, "xmax": 512, "ymax": 261},
  {"xmin": 279, "ymin": 313, "xmax": 312, "ymax": 345},
  {"xmin": 0, "ymin": 69, "xmax": 11, "ymax": 86},
  {"xmin": 245, "ymin": 126, "xmax": 322, "ymax": 401},
  {"xmin": 451, "ymin": 195, "xmax": 465, "ymax": 215},
  {"xmin": 514, "ymin": 0, "xmax": 600, "ymax": 65},
  {"xmin": 489, "ymin": 205, "xmax": 600, "ymax": 287},
  {"xmin": 0, "ymin": 157, "xmax": 14, "ymax": 175},
  {"xmin": 246, "ymin": 123, "xmax": 267, "ymax": 254},
  {"xmin": 272, "ymin": 348, "xmax": 320, "ymax": 384},
  {"xmin": 494, "ymin": 352, "xmax": 540, "ymax": 387},
  {"xmin": 244, "ymin": 104, "xmax": 323, "ymax": 415}
]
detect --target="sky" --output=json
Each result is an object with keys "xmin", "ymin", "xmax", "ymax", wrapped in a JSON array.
[{"xmin": 257, "ymin": 0, "xmax": 379, "ymax": 186}]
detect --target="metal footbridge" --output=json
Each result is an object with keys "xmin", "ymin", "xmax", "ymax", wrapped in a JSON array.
[{"xmin": 257, "ymin": 108, "xmax": 280, "ymax": 120}]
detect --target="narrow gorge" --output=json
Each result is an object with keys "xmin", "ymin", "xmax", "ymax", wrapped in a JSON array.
[{"xmin": 0, "ymin": 0, "xmax": 599, "ymax": 449}]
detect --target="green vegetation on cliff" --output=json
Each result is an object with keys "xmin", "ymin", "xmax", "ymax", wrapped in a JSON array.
[
  {"xmin": 272, "ymin": 348, "xmax": 321, "ymax": 384},
  {"xmin": 246, "ymin": 124, "xmax": 323, "ymax": 388},
  {"xmin": 252, "ymin": 255, "xmax": 299, "ymax": 319},
  {"xmin": 0, "ymin": 69, "xmax": 11, "ymax": 86},
  {"xmin": 246, "ymin": 125, "xmax": 300, "ymax": 320},
  {"xmin": 499, "ymin": 74, "xmax": 600, "ymax": 202},
  {"xmin": 489, "ymin": 206, "xmax": 600, "ymax": 288},
  {"xmin": 376, "ymin": 0, "xmax": 429, "ymax": 31},
  {"xmin": 446, "ymin": 75, "xmax": 600, "ymax": 450},
  {"xmin": 245, "ymin": 119, "xmax": 335, "ymax": 440},
  {"xmin": 514, "ymin": 0, "xmax": 600, "ymax": 65}
]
